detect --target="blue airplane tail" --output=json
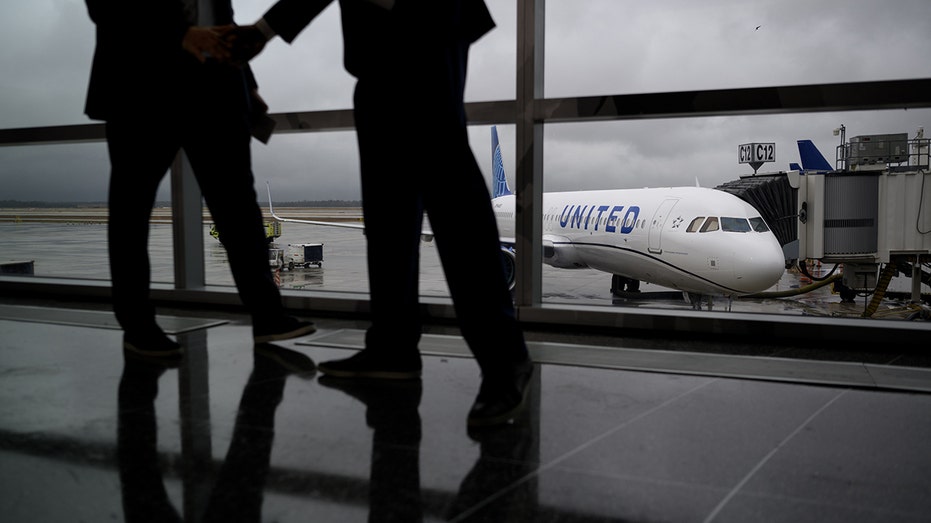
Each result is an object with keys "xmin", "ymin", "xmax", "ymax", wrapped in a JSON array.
[
  {"xmin": 796, "ymin": 139, "xmax": 833, "ymax": 171},
  {"xmin": 492, "ymin": 126, "xmax": 512, "ymax": 198}
]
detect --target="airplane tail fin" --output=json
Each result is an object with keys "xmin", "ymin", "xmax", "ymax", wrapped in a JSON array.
[
  {"xmin": 796, "ymin": 139, "xmax": 833, "ymax": 171},
  {"xmin": 492, "ymin": 126, "xmax": 513, "ymax": 198}
]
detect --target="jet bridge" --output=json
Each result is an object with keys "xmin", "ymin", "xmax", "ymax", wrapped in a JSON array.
[{"xmin": 790, "ymin": 130, "xmax": 931, "ymax": 310}]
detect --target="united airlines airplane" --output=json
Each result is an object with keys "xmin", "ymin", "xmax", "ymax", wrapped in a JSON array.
[
  {"xmin": 489, "ymin": 126, "xmax": 786, "ymax": 298},
  {"xmin": 267, "ymin": 127, "xmax": 786, "ymax": 300}
]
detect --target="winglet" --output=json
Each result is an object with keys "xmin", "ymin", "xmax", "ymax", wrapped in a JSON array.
[
  {"xmin": 491, "ymin": 126, "xmax": 512, "ymax": 198},
  {"xmin": 266, "ymin": 181, "xmax": 282, "ymax": 221}
]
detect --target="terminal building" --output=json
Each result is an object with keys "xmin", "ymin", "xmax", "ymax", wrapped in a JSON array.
[{"xmin": 1, "ymin": 3, "xmax": 930, "ymax": 521}]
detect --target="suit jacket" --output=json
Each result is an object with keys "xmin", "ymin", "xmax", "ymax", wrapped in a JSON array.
[
  {"xmin": 83, "ymin": 0, "xmax": 255, "ymax": 122},
  {"xmin": 262, "ymin": 0, "xmax": 495, "ymax": 79}
]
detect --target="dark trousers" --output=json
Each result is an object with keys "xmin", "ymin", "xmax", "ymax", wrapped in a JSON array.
[
  {"xmin": 105, "ymin": 67, "xmax": 282, "ymax": 333},
  {"xmin": 352, "ymin": 41, "xmax": 528, "ymax": 375}
]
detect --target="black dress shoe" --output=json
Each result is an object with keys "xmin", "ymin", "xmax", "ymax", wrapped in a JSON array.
[
  {"xmin": 253, "ymin": 316, "xmax": 316, "ymax": 343},
  {"xmin": 317, "ymin": 348, "xmax": 422, "ymax": 380},
  {"xmin": 467, "ymin": 358, "xmax": 534, "ymax": 427}
]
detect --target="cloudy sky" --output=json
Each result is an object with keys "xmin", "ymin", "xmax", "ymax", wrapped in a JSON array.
[{"xmin": 2, "ymin": 0, "xmax": 930, "ymax": 202}]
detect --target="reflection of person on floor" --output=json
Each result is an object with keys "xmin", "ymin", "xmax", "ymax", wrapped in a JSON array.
[
  {"xmin": 447, "ymin": 384, "xmax": 537, "ymax": 520},
  {"xmin": 318, "ymin": 377, "xmax": 423, "ymax": 522},
  {"xmin": 117, "ymin": 356, "xmax": 183, "ymax": 523},
  {"xmin": 117, "ymin": 345, "xmax": 315, "ymax": 522}
]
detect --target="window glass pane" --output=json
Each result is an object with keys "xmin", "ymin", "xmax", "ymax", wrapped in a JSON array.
[
  {"xmin": 545, "ymin": 0, "xmax": 931, "ymax": 98},
  {"xmin": 750, "ymin": 217, "xmax": 770, "ymax": 232},
  {"xmin": 205, "ymin": 132, "xmax": 451, "ymax": 297},
  {"xmin": 0, "ymin": 143, "xmax": 175, "ymax": 284},
  {"xmin": 230, "ymin": 2, "xmax": 354, "ymax": 112},
  {"xmin": 0, "ymin": 1, "xmax": 95, "ymax": 128},
  {"xmin": 535, "ymin": 114, "xmax": 910, "ymax": 312},
  {"xmin": 232, "ymin": 0, "xmax": 516, "ymax": 109},
  {"xmin": 721, "ymin": 217, "xmax": 751, "ymax": 232},
  {"xmin": 700, "ymin": 217, "xmax": 720, "ymax": 232}
]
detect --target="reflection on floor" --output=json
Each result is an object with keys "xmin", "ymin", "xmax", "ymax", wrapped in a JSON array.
[{"xmin": 1, "ymin": 302, "xmax": 930, "ymax": 522}]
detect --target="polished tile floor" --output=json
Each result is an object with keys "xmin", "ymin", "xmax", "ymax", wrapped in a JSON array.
[{"xmin": 1, "ymin": 301, "xmax": 930, "ymax": 522}]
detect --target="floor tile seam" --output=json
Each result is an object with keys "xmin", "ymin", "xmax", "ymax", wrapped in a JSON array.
[
  {"xmin": 450, "ymin": 383, "xmax": 727, "ymax": 520},
  {"xmin": 529, "ymin": 339, "xmax": 931, "ymax": 377},
  {"xmin": 0, "ymin": 313, "xmax": 228, "ymax": 335},
  {"xmin": 530, "ymin": 460, "xmax": 735, "ymax": 494},
  {"xmin": 453, "ymin": 339, "xmax": 931, "ymax": 394},
  {"xmin": 701, "ymin": 388, "xmax": 850, "ymax": 523},
  {"xmin": 716, "ymin": 483, "xmax": 931, "ymax": 519},
  {"xmin": 444, "ymin": 469, "xmax": 542, "ymax": 523},
  {"xmin": 302, "ymin": 329, "xmax": 931, "ymax": 392},
  {"xmin": 530, "ymin": 379, "xmax": 719, "ymax": 480}
]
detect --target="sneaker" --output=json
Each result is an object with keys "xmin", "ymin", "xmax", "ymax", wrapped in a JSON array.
[
  {"xmin": 253, "ymin": 317, "xmax": 316, "ymax": 343},
  {"xmin": 123, "ymin": 331, "xmax": 183, "ymax": 358},
  {"xmin": 254, "ymin": 343, "xmax": 317, "ymax": 379},
  {"xmin": 317, "ymin": 348, "xmax": 422, "ymax": 380},
  {"xmin": 467, "ymin": 358, "xmax": 534, "ymax": 427}
]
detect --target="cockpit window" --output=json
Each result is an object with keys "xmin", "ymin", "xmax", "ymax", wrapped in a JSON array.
[
  {"xmin": 687, "ymin": 217, "xmax": 704, "ymax": 232},
  {"xmin": 749, "ymin": 217, "xmax": 770, "ymax": 232},
  {"xmin": 699, "ymin": 217, "xmax": 719, "ymax": 232},
  {"xmin": 721, "ymin": 217, "xmax": 751, "ymax": 232}
]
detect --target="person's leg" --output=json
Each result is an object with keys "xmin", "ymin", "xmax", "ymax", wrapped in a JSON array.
[
  {"xmin": 316, "ymin": 79, "xmax": 423, "ymax": 379},
  {"xmin": 420, "ymin": 43, "xmax": 532, "ymax": 425},
  {"xmin": 181, "ymin": 99, "xmax": 314, "ymax": 342},
  {"xmin": 424, "ymin": 139, "xmax": 528, "ymax": 371},
  {"xmin": 423, "ymin": 130, "xmax": 532, "ymax": 426},
  {"xmin": 105, "ymin": 118, "xmax": 183, "ymax": 355}
]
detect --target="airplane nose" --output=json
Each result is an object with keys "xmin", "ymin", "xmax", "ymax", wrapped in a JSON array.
[{"xmin": 737, "ymin": 235, "xmax": 786, "ymax": 292}]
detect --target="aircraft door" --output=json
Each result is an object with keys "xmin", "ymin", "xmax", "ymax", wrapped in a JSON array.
[{"xmin": 648, "ymin": 199, "xmax": 679, "ymax": 254}]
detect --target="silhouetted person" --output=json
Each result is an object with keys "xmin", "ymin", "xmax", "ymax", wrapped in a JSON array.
[
  {"xmin": 82, "ymin": 0, "xmax": 315, "ymax": 358},
  {"xmin": 226, "ymin": 0, "xmax": 533, "ymax": 427}
]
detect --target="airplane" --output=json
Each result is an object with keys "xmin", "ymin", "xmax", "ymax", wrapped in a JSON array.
[
  {"xmin": 266, "ymin": 126, "xmax": 787, "ymax": 301},
  {"xmin": 489, "ymin": 126, "xmax": 787, "ymax": 300}
]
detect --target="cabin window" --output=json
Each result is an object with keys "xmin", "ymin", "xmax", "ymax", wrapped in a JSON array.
[
  {"xmin": 687, "ymin": 217, "xmax": 704, "ymax": 232},
  {"xmin": 750, "ymin": 217, "xmax": 770, "ymax": 232},
  {"xmin": 699, "ymin": 217, "xmax": 719, "ymax": 232},
  {"xmin": 721, "ymin": 217, "xmax": 751, "ymax": 232}
]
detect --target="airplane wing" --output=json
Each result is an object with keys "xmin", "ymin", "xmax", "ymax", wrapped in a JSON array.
[
  {"xmin": 266, "ymin": 182, "xmax": 366, "ymax": 230},
  {"xmin": 265, "ymin": 182, "xmax": 434, "ymax": 241}
]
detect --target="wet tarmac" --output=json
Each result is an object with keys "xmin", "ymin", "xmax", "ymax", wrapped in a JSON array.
[{"xmin": 1, "ymin": 218, "xmax": 928, "ymax": 321}]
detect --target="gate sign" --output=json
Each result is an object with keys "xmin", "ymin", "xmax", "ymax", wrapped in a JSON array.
[{"xmin": 738, "ymin": 142, "xmax": 776, "ymax": 164}]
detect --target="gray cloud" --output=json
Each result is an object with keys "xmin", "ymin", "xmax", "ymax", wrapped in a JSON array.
[{"xmin": 1, "ymin": 0, "xmax": 929, "ymax": 202}]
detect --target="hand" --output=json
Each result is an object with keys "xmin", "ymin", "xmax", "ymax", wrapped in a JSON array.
[
  {"xmin": 221, "ymin": 25, "xmax": 269, "ymax": 65},
  {"xmin": 182, "ymin": 25, "xmax": 233, "ymax": 63}
]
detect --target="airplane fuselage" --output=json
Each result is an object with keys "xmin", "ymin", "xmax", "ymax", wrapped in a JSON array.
[{"xmin": 492, "ymin": 186, "xmax": 786, "ymax": 296}]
